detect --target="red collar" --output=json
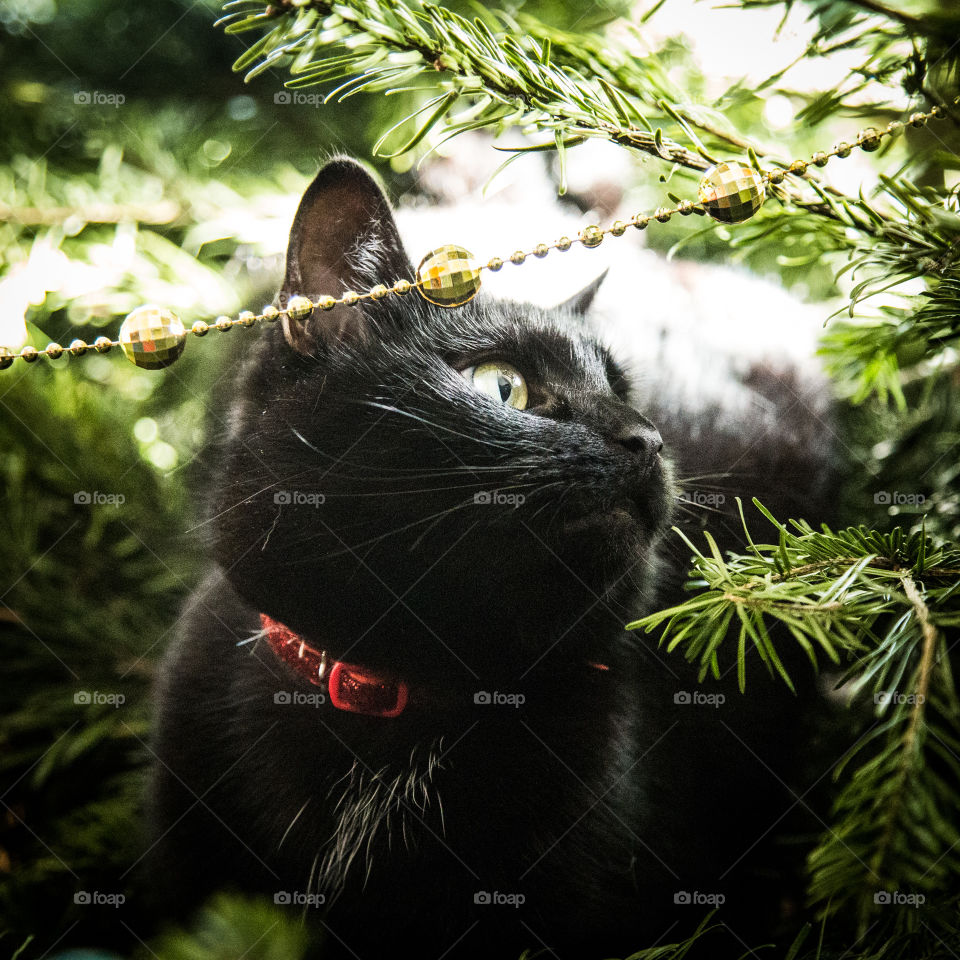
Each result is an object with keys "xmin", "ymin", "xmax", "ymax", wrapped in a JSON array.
[
  {"xmin": 261, "ymin": 614, "xmax": 409, "ymax": 718},
  {"xmin": 260, "ymin": 613, "xmax": 611, "ymax": 719}
]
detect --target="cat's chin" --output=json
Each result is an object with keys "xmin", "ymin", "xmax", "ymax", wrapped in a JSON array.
[
  {"xmin": 563, "ymin": 505, "xmax": 640, "ymax": 535},
  {"xmin": 558, "ymin": 500, "xmax": 663, "ymax": 565}
]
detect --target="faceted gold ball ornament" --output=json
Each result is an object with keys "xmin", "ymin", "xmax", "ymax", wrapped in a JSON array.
[
  {"xmin": 416, "ymin": 244, "xmax": 482, "ymax": 308},
  {"xmin": 286, "ymin": 296, "xmax": 314, "ymax": 321},
  {"xmin": 119, "ymin": 305, "xmax": 186, "ymax": 370},
  {"xmin": 580, "ymin": 226, "xmax": 603, "ymax": 248},
  {"xmin": 697, "ymin": 161, "xmax": 766, "ymax": 224}
]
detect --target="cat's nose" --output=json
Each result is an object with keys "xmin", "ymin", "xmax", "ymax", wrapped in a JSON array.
[{"xmin": 615, "ymin": 421, "xmax": 663, "ymax": 458}]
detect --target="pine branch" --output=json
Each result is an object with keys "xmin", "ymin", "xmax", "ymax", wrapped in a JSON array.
[
  {"xmin": 843, "ymin": 0, "xmax": 926, "ymax": 32},
  {"xmin": 220, "ymin": 0, "xmax": 960, "ymax": 305},
  {"xmin": 629, "ymin": 500, "xmax": 960, "ymax": 933},
  {"xmin": 220, "ymin": 0, "xmax": 713, "ymax": 172}
]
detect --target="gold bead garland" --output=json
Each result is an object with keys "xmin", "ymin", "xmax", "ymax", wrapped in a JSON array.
[{"xmin": 1, "ymin": 95, "xmax": 955, "ymax": 372}]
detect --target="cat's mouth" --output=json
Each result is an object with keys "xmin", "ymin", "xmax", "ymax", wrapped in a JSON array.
[{"xmin": 560, "ymin": 456, "xmax": 671, "ymax": 542}]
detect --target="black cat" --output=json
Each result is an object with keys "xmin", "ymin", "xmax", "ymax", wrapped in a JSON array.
[{"xmin": 147, "ymin": 158, "xmax": 836, "ymax": 958}]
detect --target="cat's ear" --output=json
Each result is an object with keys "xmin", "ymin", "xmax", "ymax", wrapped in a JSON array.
[
  {"xmin": 557, "ymin": 269, "xmax": 608, "ymax": 314},
  {"xmin": 279, "ymin": 158, "xmax": 414, "ymax": 353}
]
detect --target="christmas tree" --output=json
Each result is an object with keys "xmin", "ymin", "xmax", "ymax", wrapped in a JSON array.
[{"xmin": 1, "ymin": 0, "xmax": 958, "ymax": 957}]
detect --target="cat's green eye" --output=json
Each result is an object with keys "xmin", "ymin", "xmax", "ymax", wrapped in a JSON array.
[{"xmin": 461, "ymin": 361, "xmax": 529, "ymax": 411}]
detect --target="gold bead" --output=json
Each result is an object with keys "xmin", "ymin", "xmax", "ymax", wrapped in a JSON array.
[
  {"xmin": 486, "ymin": 257, "xmax": 503, "ymax": 271},
  {"xmin": 262, "ymin": 304, "xmax": 280, "ymax": 322},
  {"xmin": 533, "ymin": 243, "xmax": 549, "ymax": 258},
  {"xmin": 119, "ymin": 306, "xmax": 186, "ymax": 369},
  {"xmin": 909, "ymin": 112, "xmax": 926, "ymax": 128},
  {"xmin": 341, "ymin": 291, "xmax": 360, "ymax": 307},
  {"xmin": 766, "ymin": 169, "xmax": 786, "ymax": 185},
  {"xmin": 286, "ymin": 296, "xmax": 314, "ymax": 321},
  {"xmin": 931, "ymin": 105, "xmax": 945, "ymax": 119},
  {"xmin": 610, "ymin": 220, "xmax": 627, "ymax": 235},
  {"xmin": 697, "ymin": 161, "xmax": 766, "ymax": 224},
  {"xmin": 633, "ymin": 217, "xmax": 648, "ymax": 230},
  {"xmin": 0, "ymin": 348, "xmax": 14, "ymax": 370},
  {"xmin": 416, "ymin": 244, "xmax": 482, "ymax": 308},
  {"xmin": 812, "ymin": 151, "xmax": 829, "ymax": 167},
  {"xmin": 834, "ymin": 141, "xmax": 852, "ymax": 158},
  {"xmin": 857, "ymin": 128, "xmax": 881, "ymax": 152},
  {"xmin": 20, "ymin": 345, "xmax": 39, "ymax": 363},
  {"xmin": 655, "ymin": 208, "xmax": 671, "ymax": 223},
  {"xmin": 93, "ymin": 336, "xmax": 113, "ymax": 354},
  {"xmin": 788, "ymin": 159, "xmax": 808, "ymax": 175},
  {"xmin": 556, "ymin": 237, "xmax": 572, "ymax": 250},
  {"xmin": 510, "ymin": 250, "xmax": 526, "ymax": 265},
  {"xmin": 885, "ymin": 120, "xmax": 903, "ymax": 136},
  {"xmin": 318, "ymin": 295, "xmax": 337, "ymax": 310},
  {"xmin": 192, "ymin": 321, "xmax": 209, "ymax": 337},
  {"xmin": 370, "ymin": 284, "xmax": 389, "ymax": 300},
  {"xmin": 238, "ymin": 310, "xmax": 256, "ymax": 327},
  {"xmin": 44, "ymin": 342, "xmax": 64, "ymax": 359},
  {"xmin": 69, "ymin": 339, "xmax": 89, "ymax": 357},
  {"xmin": 677, "ymin": 202, "xmax": 694, "ymax": 217},
  {"xmin": 392, "ymin": 280, "xmax": 412, "ymax": 295},
  {"xmin": 580, "ymin": 225, "xmax": 603, "ymax": 248},
  {"xmin": 215, "ymin": 315, "xmax": 233, "ymax": 332}
]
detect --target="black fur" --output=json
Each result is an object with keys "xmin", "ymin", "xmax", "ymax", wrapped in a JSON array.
[{"xmin": 147, "ymin": 158, "xmax": 837, "ymax": 958}]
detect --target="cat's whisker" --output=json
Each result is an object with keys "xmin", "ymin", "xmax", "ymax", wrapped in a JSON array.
[
  {"xmin": 279, "ymin": 798, "xmax": 311, "ymax": 851},
  {"xmin": 674, "ymin": 471, "xmax": 737, "ymax": 485},
  {"xmin": 359, "ymin": 400, "xmax": 518, "ymax": 451},
  {"xmin": 281, "ymin": 498, "xmax": 481, "ymax": 559},
  {"xmin": 408, "ymin": 498, "xmax": 486, "ymax": 551},
  {"xmin": 674, "ymin": 495, "xmax": 725, "ymax": 516},
  {"xmin": 312, "ymin": 480, "xmax": 538, "ymax": 499},
  {"xmin": 283, "ymin": 436, "xmax": 526, "ymax": 477}
]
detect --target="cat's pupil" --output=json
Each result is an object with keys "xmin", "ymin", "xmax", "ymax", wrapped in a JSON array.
[{"xmin": 497, "ymin": 375, "xmax": 511, "ymax": 402}]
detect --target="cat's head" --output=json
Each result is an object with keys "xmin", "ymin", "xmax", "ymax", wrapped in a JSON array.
[{"xmin": 210, "ymin": 158, "xmax": 673, "ymax": 676}]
